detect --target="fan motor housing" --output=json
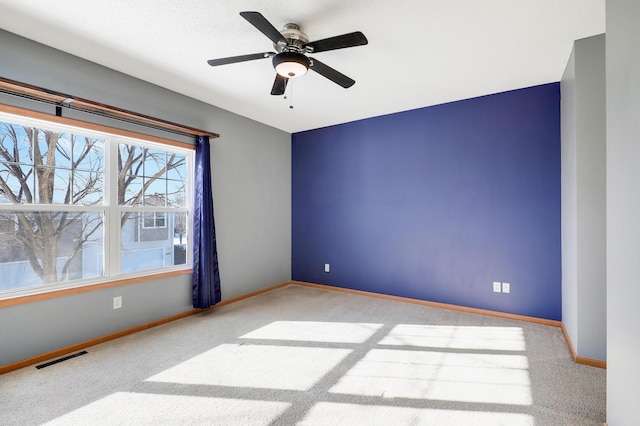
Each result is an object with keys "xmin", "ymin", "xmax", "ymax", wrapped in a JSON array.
[{"xmin": 275, "ymin": 23, "xmax": 309, "ymax": 52}]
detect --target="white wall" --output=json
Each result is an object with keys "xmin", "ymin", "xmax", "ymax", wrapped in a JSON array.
[
  {"xmin": 606, "ymin": 0, "xmax": 640, "ymax": 424},
  {"xmin": 561, "ymin": 34, "xmax": 606, "ymax": 361},
  {"xmin": 0, "ymin": 29, "xmax": 291, "ymax": 366}
]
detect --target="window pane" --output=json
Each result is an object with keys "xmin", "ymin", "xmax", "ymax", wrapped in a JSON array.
[
  {"xmin": 1, "ymin": 122, "xmax": 32, "ymax": 164},
  {"xmin": 155, "ymin": 212, "xmax": 166, "ymax": 228},
  {"xmin": 166, "ymin": 154, "xmax": 186, "ymax": 180},
  {"xmin": 167, "ymin": 180, "xmax": 186, "ymax": 207},
  {"xmin": 73, "ymin": 170, "xmax": 104, "ymax": 205},
  {"xmin": 144, "ymin": 178, "xmax": 167, "ymax": 206},
  {"xmin": 0, "ymin": 163, "xmax": 35, "ymax": 204},
  {"xmin": 36, "ymin": 129, "xmax": 72, "ymax": 169},
  {"xmin": 0, "ymin": 211, "xmax": 104, "ymax": 291},
  {"xmin": 170, "ymin": 212, "xmax": 188, "ymax": 251},
  {"xmin": 1, "ymin": 122, "xmax": 35, "ymax": 204},
  {"xmin": 121, "ymin": 211, "xmax": 187, "ymax": 273},
  {"xmin": 143, "ymin": 149, "xmax": 166, "ymax": 177},
  {"xmin": 74, "ymin": 137, "xmax": 104, "ymax": 172},
  {"xmin": 122, "ymin": 176, "xmax": 143, "ymax": 206},
  {"xmin": 36, "ymin": 166, "xmax": 71, "ymax": 204},
  {"xmin": 143, "ymin": 212, "xmax": 156, "ymax": 228},
  {"xmin": 119, "ymin": 144, "xmax": 145, "ymax": 177},
  {"xmin": 173, "ymin": 212, "xmax": 188, "ymax": 266}
]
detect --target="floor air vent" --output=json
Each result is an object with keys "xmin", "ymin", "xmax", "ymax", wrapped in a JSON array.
[{"xmin": 36, "ymin": 351, "xmax": 88, "ymax": 369}]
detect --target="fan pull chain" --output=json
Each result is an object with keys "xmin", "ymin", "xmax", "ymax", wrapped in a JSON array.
[
  {"xmin": 286, "ymin": 81, "xmax": 293, "ymax": 109},
  {"xmin": 290, "ymin": 83, "xmax": 294, "ymax": 109}
]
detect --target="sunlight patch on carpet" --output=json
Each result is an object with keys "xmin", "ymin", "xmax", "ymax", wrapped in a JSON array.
[
  {"xmin": 44, "ymin": 392, "xmax": 290, "ymax": 426},
  {"xmin": 329, "ymin": 348, "xmax": 532, "ymax": 405},
  {"xmin": 299, "ymin": 402, "xmax": 534, "ymax": 426},
  {"xmin": 379, "ymin": 325, "xmax": 526, "ymax": 351},
  {"xmin": 146, "ymin": 344, "xmax": 352, "ymax": 391},
  {"xmin": 240, "ymin": 321, "xmax": 384, "ymax": 343}
]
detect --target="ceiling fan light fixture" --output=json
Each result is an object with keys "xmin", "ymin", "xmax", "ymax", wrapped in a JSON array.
[{"xmin": 273, "ymin": 52, "xmax": 310, "ymax": 78}]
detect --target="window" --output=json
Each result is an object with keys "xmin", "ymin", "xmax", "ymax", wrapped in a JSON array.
[
  {"xmin": 143, "ymin": 212, "xmax": 166, "ymax": 229},
  {"xmin": 0, "ymin": 111, "xmax": 193, "ymax": 296}
]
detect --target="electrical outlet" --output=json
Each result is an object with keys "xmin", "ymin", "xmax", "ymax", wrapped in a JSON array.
[
  {"xmin": 324, "ymin": 263, "xmax": 330, "ymax": 273},
  {"xmin": 502, "ymin": 282, "xmax": 510, "ymax": 294},
  {"xmin": 113, "ymin": 296, "xmax": 122, "ymax": 309},
  {"xmin": 493, "ymin": 281, "xmax": 502, "ymax": 293}
]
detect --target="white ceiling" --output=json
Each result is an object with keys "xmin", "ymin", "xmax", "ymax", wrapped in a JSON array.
[{"xmin": 0, "ymin": 0, "xmax": 604, "ymax": 133}]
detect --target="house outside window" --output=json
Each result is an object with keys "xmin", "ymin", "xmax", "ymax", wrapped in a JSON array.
[{"xmin": 0, "ymin": 112, "xmax": 193, "ymax": 296}]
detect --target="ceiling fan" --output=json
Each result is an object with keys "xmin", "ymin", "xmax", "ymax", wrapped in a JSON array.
[{"xmin": 207, "ymin": 11, "xmax": 368, "ymax": 95}]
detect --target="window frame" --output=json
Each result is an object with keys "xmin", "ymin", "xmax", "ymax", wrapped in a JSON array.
[{"xmin": 0, "ymin": 108, "xmax": 194, "ymax": 301}]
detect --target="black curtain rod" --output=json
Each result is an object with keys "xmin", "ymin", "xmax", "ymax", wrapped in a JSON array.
[{"xmin": 0, "ymin": 77, "xmax": 218, "ymax": 139}]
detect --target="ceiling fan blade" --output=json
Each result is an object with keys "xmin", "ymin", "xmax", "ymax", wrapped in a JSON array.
[
  {"xmin": 303, "ymin": 31, "xmax": 368, "ymax": 54},
  {"xmin": 271, "ymin": 74, "xmax": 289, "ymax": 96},
  {"xmin": 309, "ymin": 58, "xmax": 355, "ymax": 88},
  {"xmin": 207, "ymin": 52, "xmax": 275, "ymax": 67},
  {"xmin": 240, "ymin": 11, "xmax": 287, "ymax": 46}
]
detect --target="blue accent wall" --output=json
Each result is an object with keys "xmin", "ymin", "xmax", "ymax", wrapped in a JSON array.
[{"xmin": 292, "ymin": 83, "xmax": 561, "ymax": 320}]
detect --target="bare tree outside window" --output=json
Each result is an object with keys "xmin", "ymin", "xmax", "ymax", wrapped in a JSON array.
[
  {"xmin": 118, "ymin": 145, "xmax": 186, "ymax": 224},
  {"xmin": 0, "ymin": 121, "xmax": 189, "ymax": 289},
  {"xmin": 0, "ymin": 124, "xmax": 103, "ymax": 284}
]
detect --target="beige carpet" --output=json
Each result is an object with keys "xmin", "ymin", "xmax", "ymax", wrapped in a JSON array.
[{"xmin": 0, "ymin": 284, "xmax": 605, "ymax": 425}]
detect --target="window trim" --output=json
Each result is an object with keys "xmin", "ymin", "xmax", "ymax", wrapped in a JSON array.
[
  {"xmin": 0, "ymin": 269, "xmax": 192, "ymax": 308},
  {"xmin": 0, "ymin": 104, "xmax": 195, "ymax": 151},
  {"xmin": 0, "ymin": 104, "xmax": 196, "ymax": 302}
]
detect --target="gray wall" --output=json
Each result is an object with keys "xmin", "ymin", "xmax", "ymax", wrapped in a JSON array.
[
  {"xmin": 606, "ymin": 0, "xmax": 640, "ymax": 423},
  {"xmin": 560, "ymin": 34, "xmax": 606, "ymax": 361},
  {"xmin": 0, "ymin": 29, "xmax": 291, "ymax": 366},
  {"xmin": 561, "ymin": 45, "xmax": 579, "ymax": 351}
]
